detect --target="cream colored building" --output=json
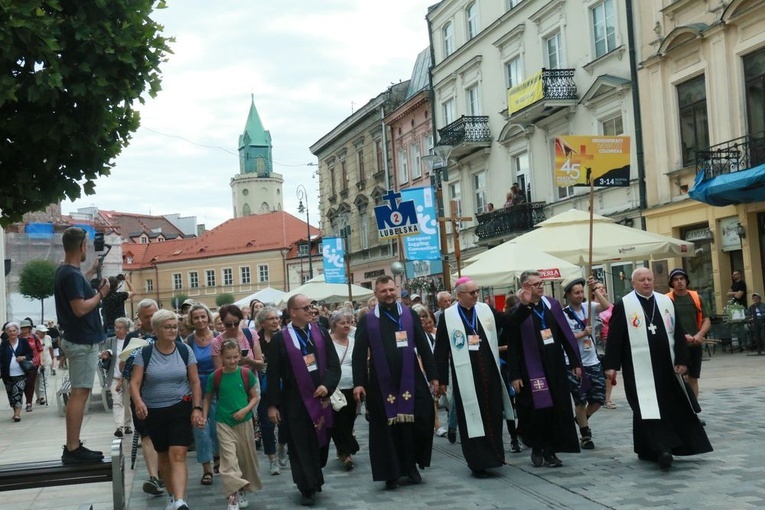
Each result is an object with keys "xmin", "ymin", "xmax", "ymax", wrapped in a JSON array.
[{"xmin": 638, "ymin": 0, "xmax": 765, "ymax": 312}]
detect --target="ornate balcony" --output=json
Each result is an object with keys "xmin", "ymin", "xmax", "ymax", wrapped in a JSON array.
[
  {"xmin": 507, "ymin": 68, "xmax": 578, "ymax": 125},
  {"xmin": 474, "ymin": 202, "xmax": 546, "ymax": 243},
  {"xmin": 437, "ymin": 116, "xmax": 491, "ymax": 159},
  {"xmin": 695, "ymin": 135, "xmax": 765, "ymax": 180},
  {"xmin": 690, "ymin": 135, "xmax": 765, "ymax": 206}
]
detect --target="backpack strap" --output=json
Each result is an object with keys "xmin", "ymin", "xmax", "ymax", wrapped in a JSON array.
[
  {"xmin": 214, "ymin": 366, "xmax": 252, "ymax": 399},
  {"xmin": 176, "ymin": 340, "xmax": 190, "ymax": 365},
  {"xmin": 242, "ymin": 328, "xmax": 255, "ymax": 352},
  {"xmin": 213, "ymin": 367, "xmax": 224, "ymax": 398},
  {"xmin": 141, "ymin": 344, "xmax": 153, "ymax": 370}
]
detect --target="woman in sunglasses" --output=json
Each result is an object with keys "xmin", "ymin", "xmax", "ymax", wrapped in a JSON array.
[{"xmin": 211, "ymin": 305, "xmax": 264, "ymax": 373}]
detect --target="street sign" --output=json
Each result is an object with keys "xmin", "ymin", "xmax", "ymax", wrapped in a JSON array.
[{"xmin": 374, "ymin": 190, "xmax": 421, "ymax": 240}]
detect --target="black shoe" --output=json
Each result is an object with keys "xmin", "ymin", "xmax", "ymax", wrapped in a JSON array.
[
  {"xmin": 510, "ymin": 439, "xmax": 521, "ymax": 453},
  {"xmin": 544, "ymin": 453, "xmax": 563, "ymax": 467},
  {"xmin": 78, "ymin": 442, "xmax": 103, "ymax": 457},
  {"xmin": 531, "ymin": 449, "xmax": 544, "ymax": 467},
  {"xmin": 300, "ymin": 490, "xmax": 315, "ymax": 506},
  {"xmin": 385, "ymin": 480, "xmax": 400, "ymax": 490},
  {"xmin": 114, "ymin": 428, "xmax": 123, "ymax": 438},
  {"xmin": 407, "ymin": 467, "xmax": 422, "ymax": 484},
  {"xmin": 123, "ymin": 427, "xmax": 133, "ymax": 435},
  {"xmin": 580, "ymin": 436, "xmax": 595, "ymax": 450},
  {"xmin": 61, "ymin": 445, "xmax": 103, "ymax": 464},
  {"xmin": 447, "ymin": 428, "xmax": 457, "ymax": 444},
  {"xmin": 658, "ymin": 452, "xmax": 673, "ymax": 470}
]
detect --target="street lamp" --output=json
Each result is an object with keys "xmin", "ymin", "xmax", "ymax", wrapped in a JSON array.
[
  {"xmin": 297, "ymin": 184, "xmax": 313, "ymax": 280},
  {"xmin": 338, "ymin": 212, "xmax": 353, "ymax": 302},
  {"xmin": 422, "ymin": 144, "xmax": 453, "ymax": 291}
]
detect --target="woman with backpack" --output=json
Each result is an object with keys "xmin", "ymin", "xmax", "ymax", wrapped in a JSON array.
[
  {"xmin": 131, "ymin": 309, "xmax": 203, "ymax": 510},
  {"xmin": 211, "ymin": 305, "xmax": 264, "ymax": 373}
]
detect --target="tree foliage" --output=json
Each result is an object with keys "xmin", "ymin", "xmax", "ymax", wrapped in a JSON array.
[
  {"xmin": 170, "ymin": 292, "xmax": 189, "ymax": 311},
  {"xmin": 18, "ymin": 259, "xmax": 58, "ymax": 321},
  {"xmin": 215, "ymin": 293, "xmax": 235, "ymax": 307},
  {"xmin": 0, "ymin": 0, "xmax": 172, "ymax": 226}
]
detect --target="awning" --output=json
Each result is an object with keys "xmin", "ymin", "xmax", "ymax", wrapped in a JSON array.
[{"xmin": 689, "ymin": 163, "xmax": 765, "ymax": 206}]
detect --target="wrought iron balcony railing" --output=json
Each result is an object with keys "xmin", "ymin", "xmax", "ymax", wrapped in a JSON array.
[
  {"xmin": 437, "ymin": 116, "xmax": 492, "ymax": 147},
  {"xmin": 695, "ymin": 135, "xmax": 765, "ymax": 180},
  {"xmin": 541, "ymin": 68, "xmax": 577, "ymax": 100},
  {"xmin": 474, "ymin": 201, "xmax": 546, "ymax": 241}
]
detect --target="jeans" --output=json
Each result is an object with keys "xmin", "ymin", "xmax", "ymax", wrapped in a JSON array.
[
  {"xmin": 257, "ymin": 396, "xmax": 276, "ymax": 456},
  {"xmin": 192, "ymin": 397, "xmax": 218, "ymax": 464}
]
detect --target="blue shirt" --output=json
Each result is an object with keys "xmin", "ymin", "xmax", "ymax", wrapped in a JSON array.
[{"xmin": 54, "ymin": 264, "xmax": 105, "ymax": 345}]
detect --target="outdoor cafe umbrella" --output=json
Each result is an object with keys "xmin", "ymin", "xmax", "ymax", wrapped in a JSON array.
[
  {"xmin": 233, "ymin": 287, "xmax": 287, "ymax": 308},
  {"xmin": 458, "ymin": 242, "xmax": 581, "ymax": 287},
  {"xmin": 277, "ymin": 274, "xmax": 374, "ymax": 304},
  {"xmin": 495, "ymin": 209, "xmax": 694, "ymax": 266}
]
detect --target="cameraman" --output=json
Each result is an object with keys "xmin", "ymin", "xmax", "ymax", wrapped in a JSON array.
[{"xmin": 101, "ymin": 274, "xmax": 135, "ymax": 336}]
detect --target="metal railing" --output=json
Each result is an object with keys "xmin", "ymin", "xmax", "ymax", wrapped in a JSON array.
[
  {"xmin": 541, "ymin": 68, "xmax": 577, "ymax": 100},
  {"xmin": 438, "ymin": 116, "xmax": 492, "ymax": 147},
  {"xmin": 696, "ymin": 135, "xmax": 765, "ymax": 180},
  {"xmin": 474, "ymin": 201, "xmax": 546, "ymax": 241}
]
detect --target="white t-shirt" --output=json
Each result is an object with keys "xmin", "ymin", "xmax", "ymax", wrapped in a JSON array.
[
  {"xmin": 39, "ymin": 335, "xmax": 53, "ymax": 367},
  {"xmin": 332, "ymin": 337, "xmax": 355, "ymax": 390},
  {"xmin": 563, "ymin": 302, "xmax": 601, "ymax": 367}
]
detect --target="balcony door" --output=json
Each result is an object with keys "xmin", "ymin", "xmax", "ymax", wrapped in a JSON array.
[{"xmin": 745, "ymin": 48, "xmax": 765, "ymax": 140}]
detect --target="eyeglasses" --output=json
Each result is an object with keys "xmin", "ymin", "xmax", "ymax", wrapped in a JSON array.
[
  {"xmin": 224, "ymin": 320, "xmax": 241, "ymax": 328},
  {"xmin": 529, "ymin": 282, "xmax": 545, "ymax": 288},
  {"xmin": 311, "ymin": 311, "xmax": 320, "ymax": 316},
  {"xmin": 264, "ymin": 316, "xmax": 279, "ymax": 321},
  {"xmin": 162, "ymin": 324, "xmax": 179, "ymax": 330},
  {"xmin": 291, "ymin": 306, "xmax": 312, "ymax": 312},
  {"xmin": 459, "ymin": 290, "xmax": 479, "ymax": 295}
]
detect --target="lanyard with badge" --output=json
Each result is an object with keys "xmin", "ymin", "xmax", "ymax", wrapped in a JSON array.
[
  {"xmin": 458, "ymin": 306, "xmax": 482, "ymax": 351},
  {"xmin": 571, "ymin": 307, "xmax": 593, "ymax": 351},
  {"xmin": 533, "ymin": 303, "xmax": 555, "ymax": 346},
  {"xmin": 383, "ymin": 305, "xmax": 408, "ymax": 348},
  {"xmin": 295, "ymin": 326, "xmax": 317, "ymax": 372}
]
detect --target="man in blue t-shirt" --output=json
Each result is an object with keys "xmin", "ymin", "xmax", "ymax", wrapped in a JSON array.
[{"xmin": 54, "ymin": 227, "xmax": 109, "ymax": 464}]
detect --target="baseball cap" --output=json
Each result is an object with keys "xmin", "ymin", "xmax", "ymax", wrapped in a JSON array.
[
  {"xmin": 401, "ymin": 290, "xmax": 409, "ymax": 298},
  {"xmin": 182, "ymin": 299, "xmax": 195, "ymax": 307},
  {"xmin": 35, "ymin": 325, "xmax": 48, "ymax": 333},
  {"xmin": 19, "ymin": 319, "xmax": 33, "ymax": 328},
  {"xmin": 411, "ymin": 294, "xmax": 421, "ymax": 301}
]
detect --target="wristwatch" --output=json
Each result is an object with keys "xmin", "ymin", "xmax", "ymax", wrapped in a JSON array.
[{"xmin": 193, "ymin": 406, "xmax": 203, "ymax": 412}]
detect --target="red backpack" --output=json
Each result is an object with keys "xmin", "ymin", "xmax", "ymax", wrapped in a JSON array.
[{"xmin": 212, "ymin": 367, "xmax": 253, "ymax": 398}]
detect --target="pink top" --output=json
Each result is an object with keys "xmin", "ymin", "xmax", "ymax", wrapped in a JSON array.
[{"xmin": 211, "ymin": 328, "xmax": 260, "ymax": 361}]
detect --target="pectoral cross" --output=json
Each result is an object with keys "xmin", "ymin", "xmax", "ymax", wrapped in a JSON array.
[{"xmin": 648, "ymin": 323, "xmax": 657, "ymax": 335}]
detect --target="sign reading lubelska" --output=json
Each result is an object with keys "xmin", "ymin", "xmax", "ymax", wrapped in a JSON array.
[
  {"xmin": 400, "ymin": 186, "xmax": 441, "ymax": 261},
  {"xmin": 374, "ymin": 190, "xmax": 421, "ymax": 240},
  {"xmin": 321, "ymin": 237, "xmax": 346, "ymax": 284},
  {"xmin": 554, "ymin": 136, "xmax": 631, "ymax": 187}
]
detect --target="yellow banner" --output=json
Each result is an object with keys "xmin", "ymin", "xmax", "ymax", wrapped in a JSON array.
[
  {"xmin": 554, "ymin": 136, "xmax": 631, "ymax": 187},
  {"xmin": 508, "ymin": 71, "xmax": 544, "ymax": 114}
]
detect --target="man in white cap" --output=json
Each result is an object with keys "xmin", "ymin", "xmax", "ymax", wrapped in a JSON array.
[{"xmin": 34, "ymin": 325, "xmax": 54, "ymax": 406}]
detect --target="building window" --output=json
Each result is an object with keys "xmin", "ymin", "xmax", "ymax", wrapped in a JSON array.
[
  {"xmin": 442, "ymin": 98, "xmax": 455, "ymax": 126},
  {"xmin": 546, "ymin": 32, "xmax": 562, "ymax": 69},
  {"xmin": 374, "ymin": 139, "xmax": 383, "ymax": 173},
  {"xmin": 744, "ymin": 48, "xmax": 765, "ymax": 139},
  {"xmin": 678, "ymin": 75, "xmax": 709, "ymax": 167},
  {"xmin": 505, "ymin": 57, "xmax": 523, "ymax": 89},
  {"xmin": 360, "ymin": 212, "xmax": 369, "ymax": 250},
  {"xmin": 514, "ymin": 152, "xmax": 530, "ymax": 202},
  {"xmin": 466, "ymin": 2, "xmax": 479, "ymax": 39},
  {"xmin": 329, "ymin": 166, "xmax": 336, "ymax": 195},
  {"xmin": 602, "ymin": 115, "xmax": 624, "ymax": 136},
  {"xmin": 205, "ymin": 269, "xmax": 215, "ymax": 288},
  {"xmin": 240, "ymin": 266, "xmax": 251, "ymax": 284},
  {"xmin": 145, "ymin": 279, "xmax": 153, "ymax": 292},
  {"xmin": 398, "ymin": 149, "xmax": 408, "ymax": 185},
  {"xmin": 474, "ymin": 171, "xmax": 487, "ymax": 214},
  {"xmin": 258, "ymin": 264, "xmax": 270, "ymax": 283},
  {"xmin": 424, "ymin": 134, "xmax": 434, "ymax": 156},
  {"xmin": 357, "ymin": 148, "xmax": 365, "ymax": 182},
  {"xmin": 449, "ymin": 182, "xmax": 462, "ymax": 217},
  {"xmin": 410, "ymin": 143, "xmax": 422, "ymax": 179},
  {"xmin": 223, "ymin": 268, "xmax": 233, "ymax": 286},
  {"xmin": 592, "ymin": 0, "xmax": 616, "ymax": 58},
  {"xmin": 172, "ymin": 273, "xmax": 182, "ymax": 290},
  {"xmin": 298, "ymin": 243, "xmax": 309, "ymax": 257},
  {"xmin": 341, "ymin": 160, "xmax": 348, "ymax": 191},
  {"xmin": 507, "ymin": 0, "xmax": 522, "ymax": 10},
  {"xmin": 443, "ymin": 22, "xmax": 454, "ymax": 57},
  {"xmin": 189, "ymin": 271, "xmax": 199, "ymax": 289},
  {"xmin": 467, "ymin": 85, "xmax": 481, "ymax": 115},
  {"xmin": 140, "ymin": 236, "xmax": 148, "ymax": 244}
]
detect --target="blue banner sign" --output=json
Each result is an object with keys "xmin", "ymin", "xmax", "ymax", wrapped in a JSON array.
[
  {"xmin": 321, "ymin": 237, "xmax": 347, "ymax": 284},
  {"xmin": 400, "ymin": 186, "xmax": 441, "ymax": 261}
]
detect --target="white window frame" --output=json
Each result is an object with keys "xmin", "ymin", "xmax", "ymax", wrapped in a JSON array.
[
  {"xmin": 424, "ymin": 134, "xmax": 434, "ymax": 156},
  {"xmin": 145, "ymin": 279, "xmax": 153, "ymax": 292},
  {"xmin": 466, "ymin": 84, "xmax": 482, "ymax": 115},
  {"xmin": 443, "ymin": 21, "xmax": 454, "ymax": 57},
  {"xmin": 172, "ymin": 273, "xmax": 182, "ymax": 291},
  {"xmin": 505, "ymin": 56, "xmax": 524, "ymax": 89},
  {"xmin": 514, "ymin": 151, "xmax": 530, "ymax": 202},
  {"xmin": 442, "ymin": 98, "xmax": 456, "ymax": 126},
  {"xmin": 222, "ymin": 267, "xmax": 233, "ymax": 286},
  {"xmin": 205, "ymin": 269, "xmax": 215, "ymax": 288},
  {"xmin": 360, "ymin": 212, "xmax": 369, "ymax": 250},
  {"xmin": 258, "ymin": 264, "xmax": 270, "ymax": 283},
  {"xmin": 602, "ymin": 115, "xmax": 624, "ymax": 136},
  {"xmin": 592, "ymin": 0, "xmax": 617, "ymax": 58},
  {"xmin": 466, "ymin": 2, "xmax": 479, "ymax": 39},
  {"xmin": 474, "ymin": 171, "xmax": 487, "ymax": 214},
  {"xmin": 298, "ymin": 243, "xmax": 309, "ymax": 257},
  {"xmin": 545, "ymin": 32, "xmax": 563, "ymax": 69},
  {"xmin": 449, "ymin": 182, "xmax": 462, "ymax": 217},
  {"xmin": 410, "ymin": 143, "xmax": 422, "ymax": 179},
  {"xmin": 398, "ymin": 149, "xmax": 408, "ymax": 185},
  {"xmin": 189, "ymin": 271, "xmax": 199, "ymax": 289},
  {"xmin": 240, "ymin": 266, "xmax": 251, "ymax": 284}
]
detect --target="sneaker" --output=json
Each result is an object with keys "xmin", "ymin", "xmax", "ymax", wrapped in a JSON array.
[
  {"xmin": 277, "ymin": 444, "xmax": 288, "ymax": 467},
  {"xmin": 124, "ymin": 427, "xmax": 133, "ymax": 435},
  {"xmin": 270, "ymin": 460, "xmax": 280, "ymax": 475},
  {"xmin": 237, "ymin": 490, "xmax": 249, "ymax": 509},
  {"xmin": 435, "ymin": 426, "xmax": 447, "ymax": 437},
  {"xmin": 114, "ymin": 428, "xmax": 124, "ymax": 438},
  {"xmin": 78, "ymin": 441, "xmax": 104, "ymax": 457},
  {"xmin": 61, "ymin": 445, "xmax": 103, "ymax": 464},
  {"xmin": 227, "ymin": 494, "xmax": 239, "ymax": 510},
  {"xmin": 143, "ymin": 476, "xmax": 165, "ymax": 496},
  {"xmin": 164, "ymin": 495, "xmax": 175, "ymax": 510},
  {"xmin": 174, "ymin": 499, "xmax": 190, "ymax": 510},
  {"xmin": 510, "ymin": 439, "xmax": 522, "ymax": 453}
]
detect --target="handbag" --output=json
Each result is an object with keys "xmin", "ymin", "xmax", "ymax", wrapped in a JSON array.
[{"xmin": 20, "ymin": 359, "xmax": 35, "ymax": 374}]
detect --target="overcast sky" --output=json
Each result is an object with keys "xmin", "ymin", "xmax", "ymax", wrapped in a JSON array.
[{"xmin": 62, "ymin": 0, "xmax": 435, "ymax": 230}]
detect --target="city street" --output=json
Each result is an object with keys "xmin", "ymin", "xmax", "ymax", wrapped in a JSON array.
[{"xmin": 2, "ymin": 349, "xmax": 764, "ymax": 510}]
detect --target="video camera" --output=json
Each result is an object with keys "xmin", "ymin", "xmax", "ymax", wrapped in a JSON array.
[{"xmin": 90, "ymin": 232, "xmax": 113, "ymax": 290}]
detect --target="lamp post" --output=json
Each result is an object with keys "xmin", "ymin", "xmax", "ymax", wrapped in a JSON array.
[
  {"xmin": 338, "ymin": 212, "xmax": 353, "ymax": 302},
  {"xmin": 297, "ymin": 184, "xmax": 313, "ymax": 280},
  {"xmin": 422, "ymin": 144, "xmax": 453, "ymax": 291}
]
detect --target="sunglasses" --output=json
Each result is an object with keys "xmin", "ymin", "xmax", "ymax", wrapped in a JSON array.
[
  {"xmin": 311, "ymin": 311, "xmax": 320, "ymax": 316},
  {"xmin": 224, "ymin": 320, "xmax": 241, "ymax": 328},
  {"xmin": 291, "ymin": 306, "xmax": 312, "ymax": 312}
]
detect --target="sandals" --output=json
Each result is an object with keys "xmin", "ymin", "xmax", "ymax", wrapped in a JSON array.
[
  {"xmin": 604, "ymin": 401, "xmax": 617, "ymax": 410},
  {"xmin": 200, "ymin": 472, "xmax": 213, "ymax": 485},
  {"xmin": 12, "ymin": 416, "xmax": 21, "ymax": 422}
]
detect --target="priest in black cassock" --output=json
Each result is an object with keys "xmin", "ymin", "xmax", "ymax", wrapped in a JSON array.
[
  {"xmin": 604, "ymin": 267, "xmax": 712, "ymax": 470},
  {"xmin": 353, "ymin": 275, "xmax": 439, "ymax": 490},
  {"xmin": 507, "ymin": 270, "xmax": 582, "ymax": 468},
  {"xmin": 267, "ymin": 293, "xmax": 340, "ymax": 506},
  {"xmin": 435, "ymin": 276, "xmax": 513, "ymax": 476}
]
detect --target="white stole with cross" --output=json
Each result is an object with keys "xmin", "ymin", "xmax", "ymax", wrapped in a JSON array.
[
  {"xmin": 622, "ymin": 291, "xmax": 679, "ymax": 420},
  {"xmin": 444, "ymin": 302, "xmax": 513, "ymax": 438}
]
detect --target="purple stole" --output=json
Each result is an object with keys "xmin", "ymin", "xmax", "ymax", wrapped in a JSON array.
[
  {"xmin": 520, "ymin": 297, "xmax": 582, "ymax": 409},
  {"xmin": 365, "ymin": 304, "xmax": 417, "ymax": 424},
  {"xmin": 282, "ymin": 324, "xmax": 333, "ymax": 447}
]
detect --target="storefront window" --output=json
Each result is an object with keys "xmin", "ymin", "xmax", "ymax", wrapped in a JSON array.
[
  {"xmin": 610, "ymin": 263, "xmax": 634, "ymax": 302},
  {"xmin": 683, "ymin": 225, "xmax": 716, "ymax": 315}
]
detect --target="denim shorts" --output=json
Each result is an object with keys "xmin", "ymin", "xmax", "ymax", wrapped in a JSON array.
[{"xmin": 60, "ymin": 339, "xmax": 99, "ymax": 389}]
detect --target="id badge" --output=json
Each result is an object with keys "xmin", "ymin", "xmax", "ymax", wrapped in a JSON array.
[
  {"xmin": 468, "ymin": 334, "xmax": 481, "ymax": 351},
  {"xmin": 304, "ymin": 353, "xmax": 317, "ymax": 372},
  {"xmin": 540, "ymin": 328, "xmax": 554, "ymax": 345},
  {"xmin": 395, "ymin": 330, "xmax": 408, "ymax": 348},
  {"xmin": 583, "ymin": 337, "xmax": 593, "ymax": 350}
]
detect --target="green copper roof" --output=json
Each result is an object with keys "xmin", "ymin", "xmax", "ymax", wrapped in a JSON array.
[{"xmin": 238, "ymin": 96, "xmax": 272, "ymax": 148}]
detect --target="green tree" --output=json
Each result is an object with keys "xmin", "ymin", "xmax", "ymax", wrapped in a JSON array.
[
  {"xmin": 215, "ymin": 293, "xmax": 235, "ymax": 307},
  {"xmin": 170, "ymin": 293, "xmax": 189, "ymax": 312},
  {"xmin": 0, "ymin": 0, "xmax": 172, "ymax": 226},
  {"xmin": 18, "ymin": 259, "xmax": 58, "ymax": 323}
]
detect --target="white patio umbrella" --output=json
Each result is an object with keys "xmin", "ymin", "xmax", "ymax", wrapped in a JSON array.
[
  {"xmin": 479, "ymin": 209, "xmax": 694, "ymax": 265},
  {"xmin": 233, "ymin": 287, "xmax": 287, "ymax": 308},
  {"xmin": 457, "ymin": 242, "xmax": 582, "ymax": 287},
  {"xmin": 277, "ymin": 274, "xmax": 374, "ymax": 305}
]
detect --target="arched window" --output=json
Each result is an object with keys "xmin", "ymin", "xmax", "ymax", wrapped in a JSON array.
[
  {"xmin": 443, "ymin": 22, "xmax": 454, "ymax": 57},
  {"xmin": 466, "ymin": 3, "xmax": 479, "ymax": 39}
]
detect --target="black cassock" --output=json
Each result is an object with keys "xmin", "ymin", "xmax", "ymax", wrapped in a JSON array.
[
  {"xmin": 434, "ymin": 305, "xmax": 506, "ymax": 471},
  {"xmin": 266, "ymin": 326, "xmax": 341, "ymax": 493},
  {"xmin": 353, "ymin": 305, "xmax": 436, "ymax": 482},
  {"xmin": 603, "ymin": 294, "xmax": 712, "ymax": 459},
  {"xmin": 506, "ymin": 303, "xmax": 580, "ymax": 454}
]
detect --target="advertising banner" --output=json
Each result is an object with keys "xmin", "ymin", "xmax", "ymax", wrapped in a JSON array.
[
  {"xmin": 400, "ymin": 186, "xmax": 441, "ymax": 261},
  {"xmin": 508, "ymin": 71, "xmax": 543, "ymax": 114},
  {"xmin": 321, "ymin": 237, "xmax": 347, "ymax": 284},
  {"xmin": 554, "ymin": 136, "xmax": 631, "ymax": 187}
]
